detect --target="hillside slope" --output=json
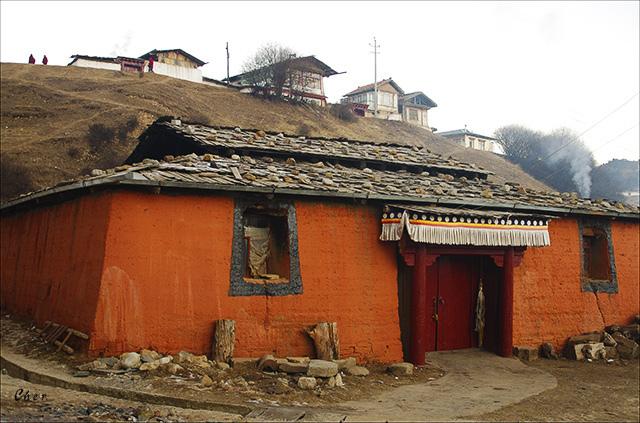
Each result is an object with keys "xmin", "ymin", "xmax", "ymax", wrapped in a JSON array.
[{"xmin": 0, "ymin": 63, "xmax": 550, "ymax": 202}]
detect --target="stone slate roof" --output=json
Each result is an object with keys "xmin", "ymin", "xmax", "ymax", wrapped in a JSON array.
[
  {"xmin": 127, "ymin": 121, "xmax": 491, "ymax": 179},
  {"xmin": 3, "ymin": 120, "xmax": 638, "ymax": 219}
]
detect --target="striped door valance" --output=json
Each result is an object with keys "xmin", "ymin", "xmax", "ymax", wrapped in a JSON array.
[{"xmin": 380, "ymin": 204, "xmax": 551, "ymax": 247}]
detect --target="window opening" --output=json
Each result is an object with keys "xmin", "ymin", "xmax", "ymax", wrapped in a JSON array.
[
  {"xmin": 582, "ymin": 227, "xmax": 611, "ymax": 281},
  {"xmin": 243, "ymin": 208, "xmax": 290, "ymax": 283}
]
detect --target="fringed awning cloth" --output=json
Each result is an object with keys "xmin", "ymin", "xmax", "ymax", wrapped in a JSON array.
[{"xmin": 380, "ymin": 206, "xmax": 551, "ymax": 247}]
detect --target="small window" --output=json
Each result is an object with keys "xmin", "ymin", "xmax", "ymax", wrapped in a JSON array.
[
  {"xmin": 579, "ymin": 220, "xmax": 618, "ymax": 293},
  {"xmin": 582, "ymin": 227, "xmax": 610, "ymax": 280},
  {"xmin": 408, "ymin": 109, "xmax": 418, "ymax": 120},
  {"xmin": 230, "ymin": 200, "xmax": 302, "ymax": 296}
]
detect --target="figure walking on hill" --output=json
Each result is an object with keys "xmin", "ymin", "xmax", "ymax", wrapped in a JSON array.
[
  {"xmin": 42, "ymin": 55, "xmax": 48, "ymax": 65},
  {"xmin": 147, "ymin": 55, "xmax": 154, "ymax": 73},
  {"xmin": 28, "ymin": 54, "xmax": 36, "ymax": 64}
]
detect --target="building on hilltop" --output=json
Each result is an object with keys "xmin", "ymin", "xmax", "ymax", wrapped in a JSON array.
[
  {"xmin": 398, "ymin": 92, "xmax": 437, "ymax": 130},
  {"xmin": 342, "ymin": 79, "xmax": 438, "ymax": 131},
  {"xmin": 68, "ymin": 48, "xmax": 209, "ymax": 84},
  {"xmin": 138, "ymin": 49, "xmax": 207, "ymax": 83},
  {"xmin": 437, "ymin": 128, "xmax": 502, "ymax": 154},
  {"xmin": 224, "ymin": 56, "xmax": 340, "ymax": 106},
  {"xmin": 342, "ymin": 78, "xmax": 404, "ymax": 120},
  {"xmin": 1, "ymin": 119, "xmax": 638, "ymax": 365}
]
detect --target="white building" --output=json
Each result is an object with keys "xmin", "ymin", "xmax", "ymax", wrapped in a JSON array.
[
  {"xmin": 68, "ymin": 48, "xmax": 209, "ymax": 85},
  {"xmin": 437, "ymin": 128, "xmax": 503, "ymax": 154},
  {"xmin": 342, "ymin": 78, "xmax": 404, "ymax": 120}
]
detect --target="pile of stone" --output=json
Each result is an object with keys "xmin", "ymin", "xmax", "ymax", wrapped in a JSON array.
[
  {"xmin": 75, "ymin": 349, "xmax": 228, "ymax": 377},
  {"xmin": 256, "ymin": 354, "xmax": 367, "ymax": 390},
  {"xmin": 561, "ymin": 317, "xmax": 639, "ymax": 362}
]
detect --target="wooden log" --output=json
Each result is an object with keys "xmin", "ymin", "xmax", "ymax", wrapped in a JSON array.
[
  {"xmin": 306, "ymin": 322, "xmax": 340, "ymax": 360},
  {"xmin": 213, "ymin": 319, "xmax": 235, "ymax": 363},
  {"xmin": 53, "ymin": 339, "xmax": 74, "ymax": 354}
]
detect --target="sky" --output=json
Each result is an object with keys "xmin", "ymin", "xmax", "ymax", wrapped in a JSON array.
[{"xmin": 1, "ymin": 1, "xmax": 638, "ymax": 165}]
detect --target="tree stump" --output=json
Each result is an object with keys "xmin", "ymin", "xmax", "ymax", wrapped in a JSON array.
[
  {"xmin": 213, "ymin": 319, "xmax": 235, "ymax": 363},
  {"xmin": 306, "ymin": 322, "xmax": 340, "ymax": 360}
]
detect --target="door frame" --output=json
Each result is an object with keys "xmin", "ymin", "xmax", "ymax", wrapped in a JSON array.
[{"xmin": 399, "ymin": 239, "xmax": 525, "ymax": 364}]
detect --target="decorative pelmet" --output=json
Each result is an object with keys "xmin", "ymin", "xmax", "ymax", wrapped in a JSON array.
[{"xmin": 380, "ymin": 204, "xmax": 551, "ymax": 247}]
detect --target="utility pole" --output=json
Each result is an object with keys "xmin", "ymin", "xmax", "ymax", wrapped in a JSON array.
[
  {"xmin": 369, "ymin": 36, "xmax": 380, "ymax": 115},
  {"xmin": 226, "ymin": 42, "xmax": 230, "ymax": 85}
]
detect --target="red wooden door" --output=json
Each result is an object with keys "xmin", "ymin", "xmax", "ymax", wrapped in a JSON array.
[
  {"xmin": 437, "ymin": 256, "xmax": 476, "ymax": 350},
  {"xmin": 424, "ymin": 256, "xmax": 477, "ymax": 351}
]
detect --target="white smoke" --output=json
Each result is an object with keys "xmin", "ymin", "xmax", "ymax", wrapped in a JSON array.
[{"xmin": 542, "ymin": 128, "xmax": 594, "ymax": 197}]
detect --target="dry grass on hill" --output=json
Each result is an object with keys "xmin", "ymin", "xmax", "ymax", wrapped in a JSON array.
[{"xmin": 0, "ymin": 63, "xmax": 550, "ymax": 202}]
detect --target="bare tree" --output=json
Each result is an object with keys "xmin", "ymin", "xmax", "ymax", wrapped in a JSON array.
[{"xmin": 241, "ymin": 43, "xmax": 314, "ymax": 102}]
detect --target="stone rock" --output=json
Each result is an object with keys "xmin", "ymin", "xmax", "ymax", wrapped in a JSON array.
[
  {"xmin": 568, "ymin": 333, "xmax": 602, "ymax": 344},
  {"xmin": 140, "ymin": 349, "xmax": 161, "ymax": 363},
  {"xmin": 258, "ymin": 354, "xmax": 279, "ymax": 372},
  {"xmin": 335, "ymin": 373, "xmax": 344, "ymax": 387},
  {"xmin": 158, "ymin": 356, "xmax": 172, "ymax": 365},
  {"xmin": 119, "ymin": 352, "xmax": 141, "ymax": 369},
  {"xmin": 620, "ymin": 324, "xmax": 640, "ymax": 342},
  {"xmin": 307, "ymin": 360, "xmax": 338, "ymax": 378},
  {"xmin": 540, "ymin": 343, "xmax": 559, "ymax": 359},
  {"xmin": 603, "ymin": 332, "xmax": 617, "ymax": 347},
  {"xmin": 163, "ymin": 363, "xmax": 184, "ymax": 375},
  {"xmin": 605, "ymin": 346, "xmax": 619, "ymax": 359},
  {"xmin": 99, "ymin": 357, "xmax": 119, "ymax": 368},
  {"xmin": 606, "ymin": 325, "xmax": 621, "ymax": 334},
  {"xmin": 90, "ymin": 169, "xmax": 106, "ymax": 177},
  {"xmin": 513, "ymin": 346, "xmax": 538, "ymax": 361},
  {"xmin": 139, "ymin": 361, "xmax": 160, "ymax": 372},
  {"xmin": 327, "ymin": 376, "xmax": 336, "ymax": 388},
  {"xmin": 286, "ymin": 356, "xmax": 310, "ymax": 364},
  {"xmin": 387, "ymin": 362, "xmax": 414, "ymax": 376},
  {"xmin": 73, "ymin": 371, "xmax": 90, "ymax": 378},
  {"xmin": 346, "ymin": 366, "xmax": 370, "ymax": 376},
  {"xmin": 333, "ymin": 357, "xmax": 356, "ymax": 371},
  {"xmin": 217, "ymin": 362, "xmax": 230, "ymax": 371},
  {"xmin": 279, "ymin": 362, "xmax": 308, "ymax": 374},
  {"xmin": 569, "ymin": 342, "xmax": 605, "ymax": 360},
  {"xmin": 581, "ymin": 343, "xmax": 606, "ymax": 360},
  {"xmin": 174, "ymin": 351, "xmax": 194, "ymax": 364},
  {"xmin": 613, "ymin": 332, "xmax": 639, "ymax": 359},
  {"xmin": 232, "ymin": 376, "xmax": 249, "ymax": 389},
  {"xmin": 297, "ymin": 377, "xmax": 317, "ymax": 390},
  {"xmin": 201, "ymin": 374, "xmax": 213, "ymax": 387}
]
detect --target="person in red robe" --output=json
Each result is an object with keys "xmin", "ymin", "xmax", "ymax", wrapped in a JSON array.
[
  {"xmin": 28, "ymin": 54, "xmax": 35, "ymax": 64},
  {"xmin": 42, "ymin": 55, "xmax": 48, "ymax": 65},
  {"xmin": 148, "ymin": 55, "xmax": 154, "ymax": 72}
]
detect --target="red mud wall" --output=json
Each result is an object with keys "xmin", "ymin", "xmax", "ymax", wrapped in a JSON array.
[
  {"xmin": 91, "ymin": 191, "xmax": 402, "ymax": 362},
  {"xmin": 513, "ymin": 218, "xmax": 639, "ymax": 350},
  {"xmin": 0, "ymin": 193, "xmax": 111, "ymax": 335}
]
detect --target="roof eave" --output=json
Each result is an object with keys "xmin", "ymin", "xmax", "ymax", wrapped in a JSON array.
[{"xmin": 3, "ymin": 176, "xmax": 638, "ymax": 222}]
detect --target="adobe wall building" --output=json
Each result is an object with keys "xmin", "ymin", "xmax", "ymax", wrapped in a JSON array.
[{"xmin": 1, "ymin": 120, "xmax": 638, "ymax": 364}]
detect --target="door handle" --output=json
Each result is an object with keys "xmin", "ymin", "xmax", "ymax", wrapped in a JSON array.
[
  {"xmin": 432, "ymin": 313, "xmax": 439, "ymax": 321},
  {"xmin": 438, "ymin": 297, "xmax": 445, "ymax": 305}
]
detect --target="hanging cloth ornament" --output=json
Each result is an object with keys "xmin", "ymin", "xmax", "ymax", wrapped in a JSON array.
[{"xmin": 475, "ymin": 279, "xmax": 486, "ymax": 347}]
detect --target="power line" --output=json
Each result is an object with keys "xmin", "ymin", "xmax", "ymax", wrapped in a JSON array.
[
  {"xmin": 538, "ymin": 91, "xmax": 639, "ymax": 163},
  {"xmin": 537, "ymin": 122, "xmax": 639, "ymax": 186}
]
